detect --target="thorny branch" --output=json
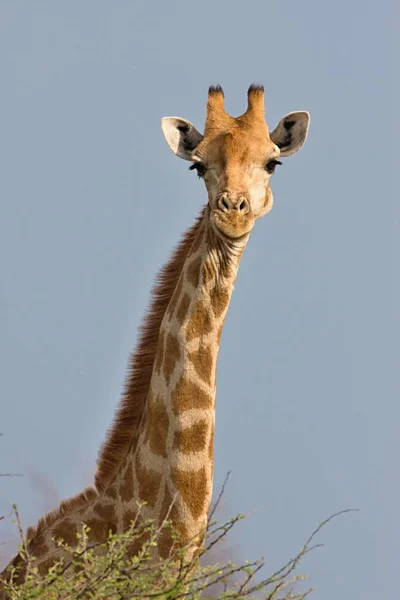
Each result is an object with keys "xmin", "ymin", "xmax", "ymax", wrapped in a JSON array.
[{"xmin": 1, "ymin": 492, "xmax": 358, "ymax": 600}]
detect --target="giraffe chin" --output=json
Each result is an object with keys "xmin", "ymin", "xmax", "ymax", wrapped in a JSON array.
[{"xmin": 210, "ymin": 209, "xmax": 254, "ymax": 240}]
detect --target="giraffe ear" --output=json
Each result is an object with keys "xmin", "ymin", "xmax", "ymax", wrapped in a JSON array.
[
  {"xmin": 161, "ymin": 117, "xmax": 204, "ymax": 161},
  {"xmin": 270, "ymin": 111, "xmax": 310, "ymax": 157}
]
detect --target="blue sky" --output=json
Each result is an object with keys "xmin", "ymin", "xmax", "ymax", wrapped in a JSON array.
[{"xmin": 0, "ymin": 2, "xmax": 397, "ymax": 598}]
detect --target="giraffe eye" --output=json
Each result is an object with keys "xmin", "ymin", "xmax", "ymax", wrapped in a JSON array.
[
  {"xmin": 265, "ymin": 160, "xmax": 282, "ymax": 174},
  {"xmin": 189, "ymin": 162, "xmax": 206, "ymax": 177}
]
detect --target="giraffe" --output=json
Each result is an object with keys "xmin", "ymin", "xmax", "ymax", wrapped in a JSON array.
[{"xmin": 1, "ymin": 84, "xmax": 310, "ymax": 590}]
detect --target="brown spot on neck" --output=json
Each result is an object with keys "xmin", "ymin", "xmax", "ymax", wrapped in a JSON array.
[
  {"xmin": 209, "ymin": 285, "xmax": 231, "ymax": 320},
  {"xmin": 186, "ymin": 298, "xmax": 213, "ymax": 342},
  {"xmin": 122, "ymin": 507, "xmax": 137, "ymax": 531},
  {"xmin": 85, "ymin": 515, "xmax": 116, "ymax": 542},
  {"xmin": 145, "ymin": 394, "xmax": 169, "ymax": 458},
  {"xmin": 37, "ymin": 557, "xmax": 58, "ymax": 577},
  {"xmin": 163, "ymin": 332, "xmax": 181, "ymax": 384},
  {"xmin": 93, "ymin": 502, "xmax": 117, "ymax": 527},
  {"xmin": 171, "ymin": 466, "xmax": 209, "ymax": 521},
  {"xmin": 173, "ymin": 418, "xmax": 209, "ymax": 454},
  {"xmin": 186, "ymin": 256, "xmax": 202, "ymax": 288},
  {"xmin": 172, "ymin": 375, "xmax": 213, "ymax": 414},
  {"xmin": 176, "ymin": 292, "xmax": 191, "ymax": 324},
  {"xmin": 189, "ymin": 344, "xmax": 214, "ymax": 384},
  {"xmin": 53, "ymin": 519, "xmax": 78, "ymax": 547},
  {"xmin": 135, "ymin": 452, "xmax": 162, "ymax": 509}
]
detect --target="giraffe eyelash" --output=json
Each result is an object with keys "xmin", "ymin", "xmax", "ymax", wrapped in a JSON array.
[
  {"xmin": 265, "ymin": 159, "xmax": 282, "ymax": 174},
  {"xmin": 189, "ymin": 162, "xmax": 206, "ymax": 177}
]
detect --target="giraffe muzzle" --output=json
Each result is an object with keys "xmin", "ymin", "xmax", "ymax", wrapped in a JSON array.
[{"xmin": 211, "ymin": 193, "xmax": 254, "ymax": 239}]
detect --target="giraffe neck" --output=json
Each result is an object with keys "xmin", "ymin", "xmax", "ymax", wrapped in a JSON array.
[
  {"xmin": 115, "ymin": 209, "xmax": 249, "ymax": 552},
  {"xmin": 0, "ymin": 209, "xmax": 249, "ymax": 584}
]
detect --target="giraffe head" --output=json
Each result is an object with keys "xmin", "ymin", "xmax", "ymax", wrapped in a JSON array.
[{"xmin": 161, "ymin": 85, "xmax": 310, "ymax": 239}]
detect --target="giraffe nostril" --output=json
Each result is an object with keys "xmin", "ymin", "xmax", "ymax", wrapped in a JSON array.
[
  {"xmin": 217, "ymin": 195, "xmax": 231, "ymax": 212},
  {"xmin": 217, "ymin": 194, "xmax": 248, "ymax": 214},
  {"xmin": 238, "ymin": 197, "xmax": 249, "ymax": 213}
]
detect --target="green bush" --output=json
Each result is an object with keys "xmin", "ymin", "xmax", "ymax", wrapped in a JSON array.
[{"xmin": 1, "ymin": 502, "xmax": 353, "ymax": 600}]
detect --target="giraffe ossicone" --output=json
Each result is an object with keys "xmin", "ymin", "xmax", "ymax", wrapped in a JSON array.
[{"xmin": 1, "ymin": 85, "xmax": 310, "ymax": 589}]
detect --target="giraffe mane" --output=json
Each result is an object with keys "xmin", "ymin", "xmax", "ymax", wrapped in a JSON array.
[
  {"xmin": 24, "ymin": 486, "xmax": 98, "ymax": 540},
  {"xmin": 94, "ymin": 206, "xmax": 206, "ymax": 492},
  {"xmin": 23, "ymin": 207, "xmax": 206, "ymax": 543}
]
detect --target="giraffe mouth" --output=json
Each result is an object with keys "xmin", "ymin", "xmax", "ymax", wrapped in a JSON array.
[{"xmin": 210, "ymin": 209, "xmax": 254, "ymax": 240}]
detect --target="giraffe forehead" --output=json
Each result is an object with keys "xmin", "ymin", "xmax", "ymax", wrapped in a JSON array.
[{"xmin": 198, "ymin": 125, "xmax": 273, "ymax": 166}]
